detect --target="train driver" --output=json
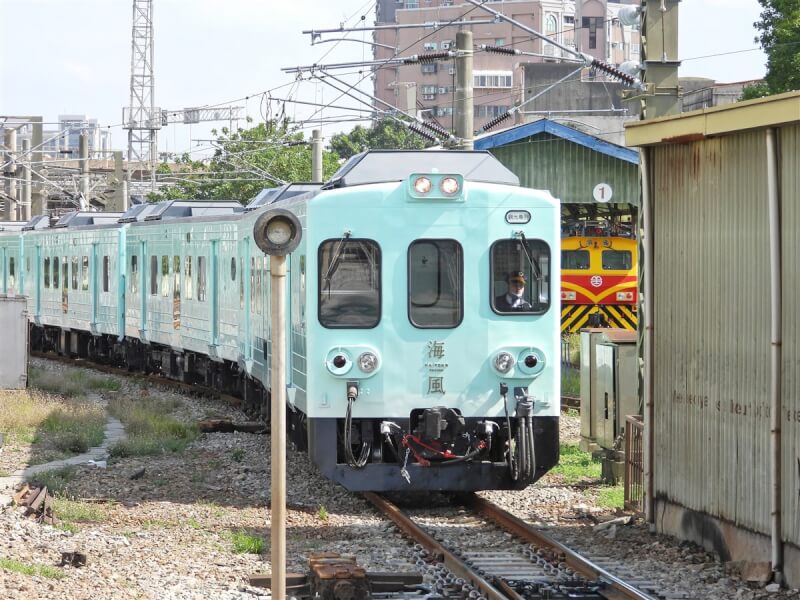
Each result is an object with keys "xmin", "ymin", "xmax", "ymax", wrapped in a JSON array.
[{"xmin": 495, "ymin": 271, "xmax": 533, "ymax": 312}]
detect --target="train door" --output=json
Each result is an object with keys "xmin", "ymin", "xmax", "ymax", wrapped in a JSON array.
[
  {"xmin": 90, "ymin": 243, "xmax": 98, "ymax": 329},
  {"xmin": 34, "ymin": 246, "xmax": 41, "ymax": 321},
  {"xmin": 241, "ymin": 239, "xmax": 251, "ymax": 360},
  {"xmin": 172, "ymin": 255, "xmax": 181, "ymax": 330},
  {"xmin": 211, "ymin": 240, "xmax": 219, "ymax": 346},
  {"xmin": 61, "ymin": 255, "xmax": 68, "ymax": 314},
  {"xmin": 140, "ymin": 242, "xmax": 147, "ymax": 336}
]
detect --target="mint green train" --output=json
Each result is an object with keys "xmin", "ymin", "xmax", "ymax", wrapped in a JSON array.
[{"xmin": 0, "ymin": 150, "xmax": 560, "ymax": 492}]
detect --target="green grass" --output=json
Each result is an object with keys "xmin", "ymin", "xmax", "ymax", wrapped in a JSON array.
[
  {"xmin": 231, "ymin": 448, "xmax": 245, "ymax": 463},
  {"xmin": 563, "ymin": 408, "xmax": 579, "ymax": 418},
  {"xmin": 32, "ymin": 466, "xmax": 77, "ymax": 495},
  {"xmin": 317, "ymin": 505, "xmax": 329, "ymax": 521},
  {"xmin": 0, "ymin": 558, "xmax": 65, "ymax": 580},
  {"xmin": 86, "ymin": 377, "xmax": 122, "ymax": 392},
  {"xmin": 230, "ymin": 530, "xmax": 265, "ymax": 554},
  {"xmin": 550, "ymin": 443, "xmax": 601, "ymax": 484},
  {"xmin": 52, "ymin": 497, "xmax": 109, "ymax": 524},
  {"xmin": 42, "ymin": 408, "xmax": 105, "ymax": 453},
  {"xmin": 188, "ymin": 517, "xmax": 202, "ymax": 530},
  {"xmin": 107, "ymin": 395, "xmax": 197, "ymax": 458},
  {"xmin": 561, "ymin": 367, "xmax": 580, "ymax": 397},
  {"xmin": 595, "ymin": 485, "xmax": 625, "ymax": 509},
  {"xmin": 29, "ymin": 368, "xmax": 87, "ymax": 398}
]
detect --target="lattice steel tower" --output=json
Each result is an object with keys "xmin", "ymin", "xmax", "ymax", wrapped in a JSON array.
[{"xmin": 123, "ymin": 0, "xmax": 159, "ymax": 192}]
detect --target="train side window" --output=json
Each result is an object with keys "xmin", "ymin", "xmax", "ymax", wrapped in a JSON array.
[
  {"xmin": 130, "ymin": 255, "xmax": 138, "ymax": 293},
  {"xmin": 103, "ymin": 256, "xmax": 110, "ymax": 292},
  {"xmin": 318, "ymin": 239, "xmax": 381, "ymax": 329},
  {"xmin": 44, "ymin": 257, "xmax": 50, "ymax": 288},
  {"xmin": 62, "ymin": 258, "xmax": 68, "ymax": 294},
  {"xmin": 150, "ymin": 256, "xmax": 158, "ymax": 295},
  {"xmin": 53, "ymin": 256, "xmax": 60, "ymax": 289},
  {"xmin": 408, "ymin": 240, "xmax": 463, "ymax": 329},
  {"xmin": 71, "ymin": 256, "xmax": 78, "ymax": 290},
  {"xmin": 26, "ymin": 256, "xmax": 30, "ymax": 273},
  {"xmin": 197, "ymin": 256, "xmax": 206, "ymax": 302},
  {"xmin": 491, "ymin": 239, "xmax": 550, "ymax": 315},
  {"xmin": 161, "ymin": 255, "xmax": 169, "ymax": 297},
  {"xmin": 239, "ymin": 257, "xmax": 244, "ymax": 309},
  {"xmin": 9, "ymin": 257, "xmax": 15, "ymax": 288},
  {"xmin": 184, "ymin": 256, "xmax": 193, "ymax": 300},
  {"xmin": 82, "ymin": 256, "xmax": 89, "ymax": 291},
  {"xmin": 230, "ymin": 257, "xmax": 236, "ymax": 281},
  {"xmin": 601, "ymin": 249, "xmax": 632, "ymax": 270},
  {"xmin": 562, "ymin": 250, "xmax": 590, "ymax": 270}
]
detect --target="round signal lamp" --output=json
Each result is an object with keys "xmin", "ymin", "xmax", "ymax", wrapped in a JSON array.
[
  {"xmin": 413, "ymin": 176, "xmax": 432, "ymax": 195},
  {"xmin": 440, "ymin": 176, "xmax": 460, "ymax": 195}
]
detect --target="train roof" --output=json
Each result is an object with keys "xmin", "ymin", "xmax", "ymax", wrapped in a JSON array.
[
  {"xmin": 118, "ymin": 199, "xmax": 245, "ymax": 223},
  {"xmin": 323, "ymin": 150, "xmax": 520, "ymax": 189},
  {"xmin": 22, "ymin": 215, "xmax": 53, "ymax": 231},
  {"xmin": 0, "ymin": 221, "xmax": 27, "ymax": 232},
  {"xmin": 53, "ymin": 211, "xmax": 125, "ymax": 228},
  {"xmin": 245, "ymin": 183, "xmax": 323, "ymax": 211}
]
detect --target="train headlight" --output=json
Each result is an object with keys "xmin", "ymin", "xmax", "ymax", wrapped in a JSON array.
[
  {"xmin": 561, "ymin": 291, "xmax": 576, "ymax": 301},
  {"xmin": 440, "ymin": 176, "xmax": 460, "ymax": 195},
  {"xmin": 616, "ymin": 291, "xmax": 634, "ymax": 302},
  {"xmin": 413, "ymin": 176, "xmax": 432, "ymax": 195},
  {"xmin": 493, "ymin": 352, "xmax": 515, "ymax": 374},
  {"xmin": 358, "ymin": 351, "xmax": 379, "ymax": 373}
]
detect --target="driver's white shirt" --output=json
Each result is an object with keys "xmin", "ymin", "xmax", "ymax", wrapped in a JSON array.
[{"xmin": 505, "ymin": 293, "xmax": 528, "ymax": 309}]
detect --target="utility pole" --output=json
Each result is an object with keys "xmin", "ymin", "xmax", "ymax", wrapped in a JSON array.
[
  {"xmin": 4, "ymin": 128, "xmax": 17, "ymax": 221},
  {"xmin": 21, "ymin": 139, "xmax": 31, "ymax": 222},
  {"xmin": 80, "ymin": 132, "xmax": 90, "ymax": 205},
  {"xmin": 311, "ymin": 129, "xmax": 323, "ymax": 183},
  {"xmin": 455, "ymin": 31, "xmax": 474, "ymax": 150},
  {"xmin": 640, "ymin": 0, "xmax": 681, "ymax": 118}
]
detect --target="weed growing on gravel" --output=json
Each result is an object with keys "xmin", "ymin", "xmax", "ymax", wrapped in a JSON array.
[
  {"xmin": 188, "ymin": 517, "xmax": 202, "ymax": 529},
  {"xmin": 42, "ymin": 408, "xmax": 105, "ymax": 452},
  {"xmin": 29, "ymin": 368, "xmax": 87, "ymax": 398},
  {"xmin": 107, "ymin": 395, "xmax": 197, "ymax": 457},
  {"xmin": 0, "ymin": 558, "xmax": 65, "ymax": 579},
  {"xmin": 231, "ymin": 448, "xmax": 245, "ymax": 463},
  {"xmin": 561, "ymin": 367, "xmax": 580, "ymax": 397},
  {"xmin": 549, "ymin": 443, "xmax": 601, "ymax": 484},
  {"xmin": 31, "ymin": 466, "xmax": 77, "ymax": 494},
  {"xmin": 53, "ymin": 497, "xmax": 109, "ymax": 524},
  {"xmin": 317, "ymin": 505, "xmax": 329, "ymax": 521},
  {"xmin": 596, "ymin": 485, "xmax": 625, "ymax": 509},
  {"xmin": 230, "ymin": 530, "xmax": 264, "ymax": 554},
  {"xmin": 87, "ymin": 377, "xmax": 122, "ymax": 392}
]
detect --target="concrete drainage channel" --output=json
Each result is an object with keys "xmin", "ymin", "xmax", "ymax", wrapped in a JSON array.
[{"xmin": 0, "ymin": 399, "xmax": 127, "ymax": 493}]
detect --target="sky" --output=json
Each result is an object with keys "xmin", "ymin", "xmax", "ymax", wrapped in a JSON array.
[{"xmin": 0, "ymin": 0, "xmax": 768, "ymax": 158}]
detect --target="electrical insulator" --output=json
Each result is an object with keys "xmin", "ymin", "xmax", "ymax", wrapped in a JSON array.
[
  {"xmin": 479, "ymin": 44, "xmax": 520, "ymax": 56},
  {"xmin": 406, "ymin": 51, "xmax": 453, "ymax": 64},
  {"xmin": 590, "ymin": 58, "xmax": 640, "ymax": 88},
  {"xmin": 480, "ymin": 111, "xmax": 512, "ymax": 133},
  {"xmin": 409, "ymin": 123, "xmax": 439, "ymax": 143},
  {"xmin": 420, "ymin": 120, "xmax": 450, "ymax": 139}
]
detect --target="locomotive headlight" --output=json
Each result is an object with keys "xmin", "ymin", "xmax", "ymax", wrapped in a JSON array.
[
  {"xmin": 440, "ymin": 176, "xmax": 460, "ymax": 195},
  {"xmin": 413, "ymin": 176, "xmax": 432, "ymax": 195},
  {"xmin": 494, "ymin": 351, "xmax": 515, "ymax": 374},
  {"xmin": 616, "ymin": 291, "xmax": 634, "ymax": 301},
  {"xmin": 358, "ymin": 351, "xmax": 379, "ymax": 373}
]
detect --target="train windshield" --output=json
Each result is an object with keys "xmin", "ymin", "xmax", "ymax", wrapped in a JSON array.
[
  {"xmin": 491, "ymin": 239, "xmax": 550, "ymax": 315},
  {"xmin": 602, "ymin": 249, "xmax": 632, "ymax": 270},
  {"xmin": 408, "ymin": 240, "xmax": 463, "ymax": 328},
  {"xmin": 562, "ymin": 249, "xmax": 590, "ymax": 270},
  {"xmin": 318, "ymin": 239, "xmax": 381, "ymax": 328}
]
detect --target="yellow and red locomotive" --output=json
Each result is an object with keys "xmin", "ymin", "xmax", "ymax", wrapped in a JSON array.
[{"xmin": 560, "ymin": 227, "xmax": 637, "ymax": 333}]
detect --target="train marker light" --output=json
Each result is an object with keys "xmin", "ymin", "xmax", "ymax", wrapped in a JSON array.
[
  {"xmin": 561, "ymin": 291, "xmax": 576, "ymax": 301},
  {"xmin": 616, "ymin": 291, "xmax": 634, "ymax": 301},
  {"xmin": 493, "ymin": 351, "xmax": 515, "ymax": 374},
  {"xmin": 358, "ymin": 351, "xmax": 379, "ymax": 373},
  {"xmin": 253, "ymin": 208, "xmax": 302, "ymax": 255},
  {"xmin": 518, "ymin": 348, "xmax": 545, "ymax": 376}
]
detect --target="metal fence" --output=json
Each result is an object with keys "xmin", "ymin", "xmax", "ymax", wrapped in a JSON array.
[{"xmin": 624, "ymin": 415, "xmax": 644, "ymax": 513}]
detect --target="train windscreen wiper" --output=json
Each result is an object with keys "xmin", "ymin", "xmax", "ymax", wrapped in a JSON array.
[
  {"xmin": 518, "ymin": 231, "xmax": 542, "ymax": 284},
  {"xmin": 322, "ymin": 230, "xmax": 351, "ymax": 295}
]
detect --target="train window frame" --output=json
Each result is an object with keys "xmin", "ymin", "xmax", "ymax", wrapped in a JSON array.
[
  {"xmin": 71, "ymin": 256, "xmax": 79, "ymax": 290},
  {"xmin": 184, "ymin": 256, "xmax": 193, "ymax": 300},
  {"xmin": 103, "ymin": 256, "xmax": 110, "ymax": 293},
  {"xmin": 601, "ymin": 249, "xmax": 632, "ymax": 271},
  {"xmin": 490, "ymin": 238, "xmax": 551, "ymax": 316},
  {"xmin": 161, "ymin": 255, "xmax": 169, "ymax": 297},
  {"xmin": 197, "ymin": 256, "xmax": 207, "ymax": 302},
  {"xmin": 82, "ymin": 256, "xmax": 89, "ymax": 291},
  {"xmin": 230, "ymin": 257, "xmax": 236, "ymax": 282},
  {"xmin": 562, "ymin": 249, "xmax": 590, "ymax": 270},
  {"xmin": 130, "ymin": 255, "xmax": 138, "ymax": 294},
  {"xmin": 407, "ymin": 239, "xmax": 463, "ymax": 329},
  {"xmin": 53, "ymin": 256, "xmax": 60, "ymax": 289},
  {"xmin": 150, "ymin": 255, "xmax": 158, "ymax": 296},
  {"xmin": 44, "ymin": 257, "xmax": 50, "ymax": 288},
  {"xmin": 9, "ymin": 257, "xmax": 15, "ymax": 288},
  {"xmin": 317, "ymin": 238, "xmax": 381, "ymax": 329}
]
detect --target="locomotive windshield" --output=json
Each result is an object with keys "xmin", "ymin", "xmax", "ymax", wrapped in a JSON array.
[
  {"xmin": 601, "ymin": 249, "xmax": 632, "ymax": 270},
  {"xmin": 318, "ymin": 239, "xmax": 381, "ymax": 328},
  {"xmin": 408, "ymin": 239, "xmax": 463, "ymax": 328},
  {"xmin": 562, "ymin": 249, "xmax": 590, "ymax": 270},
  {"xmin": 491, "ymin": 239, "xmax": 550, "ymax": 314}
]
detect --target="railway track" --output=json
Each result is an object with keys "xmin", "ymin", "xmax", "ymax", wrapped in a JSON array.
[{"xmin": 364, "ymin": 492, "xmax": 665, "ymax": 600}]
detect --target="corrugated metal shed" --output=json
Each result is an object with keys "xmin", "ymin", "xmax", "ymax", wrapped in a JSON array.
[
  {"xmin": 474, "ymin": 119, "xmax": 640, "ymax": 206},
  {"xmin": 625, "ymin": 91, "xmax": 800, "ymax": 582}
]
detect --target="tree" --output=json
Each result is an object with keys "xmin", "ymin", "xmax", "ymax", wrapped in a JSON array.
[
  {"xmin": 148, "ymin": 119, "xmax": 340, "ymax": 204},
  {"xmin": 743, "ymin": 1, "xmax": 800, "ymax": 99},
  {"xmin": 329, "ymin": 118, "xmax": 434, "ymax": 160}
]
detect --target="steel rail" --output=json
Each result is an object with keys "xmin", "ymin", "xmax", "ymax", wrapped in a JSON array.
[
  {"xmin": 469, "ymin": 495, "xmax": 658, "ymax": 600},
  {"xmin": 362, "ymin": 492, "xmax": 521, "ymax": 600}
]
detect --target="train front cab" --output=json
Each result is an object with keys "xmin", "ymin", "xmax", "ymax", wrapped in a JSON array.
[{"xmin": 297, "ymin": 154, "xmax": 561, "ymax": 492}]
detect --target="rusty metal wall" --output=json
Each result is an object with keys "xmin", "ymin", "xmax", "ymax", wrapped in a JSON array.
[
  {"xmin": 652, "ymin": 129, "xmax": 773, "ymax": 536},
  {"xmin": 780, "ymin": 123, "xmax": 800, "ymax": 545}
]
